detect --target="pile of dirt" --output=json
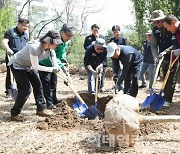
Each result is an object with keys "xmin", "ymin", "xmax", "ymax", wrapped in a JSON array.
[
  {"xmin": 37, "ymin": 93, "xmax": 171, "ymax": 138},
  {"xmin": 139, "ymin": 109, "xmax": 169, "ymax": 136},
  {"xmin": 37, "ymin": 93, "xmax": 112, "ymax": 131}
]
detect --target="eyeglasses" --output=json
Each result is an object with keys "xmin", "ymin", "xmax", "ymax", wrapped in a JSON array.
[
  {"xmin": 153, "ymin": 20, "xmax": 162, "ymax": 24},
  {"xmin": 20, "ymin": 23, "xmax": 29, "ymax": 28},
  {"xmin": 96, "ymin": 48, "xmax": 104, "ymax": 51},
  {"xmin": 65, "ymin": 33, "xmax": 73, "ymax": 38}
]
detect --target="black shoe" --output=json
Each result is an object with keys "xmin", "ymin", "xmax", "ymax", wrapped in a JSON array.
[
  {"xmin": 47, "ymin": 104, "xmax": 56, "ymax": 109},
  {"xmin": 139, "ymin": 85, "xmax": 146, "ymax": 88},
  {"xmin": 53, "ymin": 99, "xmax": 61, "ymax": 105}
]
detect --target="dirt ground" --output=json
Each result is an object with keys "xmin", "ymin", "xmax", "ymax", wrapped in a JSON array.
[{"xmin": 0, "ymin": 72, "xmax": 180, "ymax": 154}]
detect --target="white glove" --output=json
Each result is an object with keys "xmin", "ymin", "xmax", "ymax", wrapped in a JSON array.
[
  {"xmin": 91, "ymin": 70, "xmax": 97, "ymax": 76},
  {"xmin": 172, "ymin": 49, "xmax": 180, "ymax": 56},
  {"xmin": 7, "ymin": 49, "xmax": 14, "ymax": 56},
  {"xmin": 52, "ymin": 67, "xmax": 60, "ymax": 73},
  {"xmin": 158, "ymin": 51, "xmax": 166, "ymax": 58},
  {"xmin": 96, "ymin": 64, "xmax": 103, "ymax": 74}
]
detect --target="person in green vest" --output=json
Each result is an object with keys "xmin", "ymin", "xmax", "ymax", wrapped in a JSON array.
[{"xmin": 39, "ymin": 23, "xmax": 74, "ymax": 109}]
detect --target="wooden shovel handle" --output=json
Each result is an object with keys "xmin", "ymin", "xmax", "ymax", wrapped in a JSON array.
[
  {"xmin": 152, "ymin": 45, "xmax": 173, "ymax": 88},
  {"xmin": 7, "ymin": 55, "xmax": 14, "ymax": 83},
  {"xmin": 152, "ymin": 56, "xmax": 164, "ymax": 88},
  {"xmin": 95, "ymin": 73, "xmax": 99, "ymax": 102},
  {"xmin": 161, "ymin": 52, "xmax": 179, "ymax": 90},
  {"xmin": 56, "ymin": 69, "xmax": 86, "ymax": 105},
  {"xmin": 140, "ymin": 115, "xmax": 180, "ymax": 124}
]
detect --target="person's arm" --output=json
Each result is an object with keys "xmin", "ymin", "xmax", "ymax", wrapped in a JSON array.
[
  {"xmin": 84, "ymin": 49, "xmax": 91, "ymax": 67},
  {"xmin": 83, "ymin": 37, "xmax": 88, "ymax": 50},
  {"xmin": 2, "ymin": 38, "xmax": 14, "ymax": 55},
  {"xmin": 87, "ymin": 65, "xmax": 96, "ymax": 73},
  {"xmin": 151, "ymin": 31, "xmax": 159, "ymax": 58},
  {"xmin": 60, "ymin": 47, "xmax": 67, "ymax": 63},
  {"xmin": 30, "ymin": 54, "xmax": 53, "ymax": 72},
  {"xmin": 112, "ymin": 58, "xmax": 120, "ymax": 75},
  {"xmin": 55, "ymin": 46, "xmax": 67, "ymax": 69},
  {"xmin": 50, "ymin": 50, "xmax": 58, "ymax": 68},
  {"xmin": 117, "ymin": 54, "xmax": 133, "ymax": 85},
  {"xmin": 172, "ymin": 48, "xmax": 180, "ymax": 56},
  {"xmin": 124, "ymin": 38, "xmax": 128, "ymax": 45}
]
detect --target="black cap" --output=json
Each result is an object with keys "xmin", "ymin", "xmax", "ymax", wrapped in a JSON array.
[{"xmin": 41, "ymin": 30, "xmax": 62, "ymax": 44}]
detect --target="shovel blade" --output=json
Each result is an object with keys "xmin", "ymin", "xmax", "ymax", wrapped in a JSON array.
[
  {"xmin": 8, "ymin": 85, "xmax": 18, "ymax": 100},
  {"xmin": 72, "ymin": 101, "xmax": 102, "ymax": 119},
  {"xmin": 141, "ymin": 89, "xmax": 155, "ymax": 109},
  {"xmin": 72, "ymin": 101, "xmax": 88, "ymax": 117},
  {"xmin": 150, "ymin": 93, "xmax": 165, "ymax": 111},
  {"xmin": 85, "ymin": 105, "xmax": 102, "ymax": 119}
]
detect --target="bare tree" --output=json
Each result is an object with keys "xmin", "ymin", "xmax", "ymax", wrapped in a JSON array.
[
  {"xmin": 78, "ymin": 0, "xmax": 105, "ymax": 34},
  {"xmin": 14, "ymin": 0, "xmax": 105, "ymax": 38},
  {"xmin": 18, "ymin": 0, "xmax": 33, "ymax": 18}
]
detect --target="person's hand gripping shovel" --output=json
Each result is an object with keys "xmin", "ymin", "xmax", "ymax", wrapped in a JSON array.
[
  {"xmin": 94, "ymin": 64, "xmax": 103, "ymax": 108},
  {"xmin": 141, "ymin": 46, "xmax": 173, "ymax": 109},
  {"xmin": 56, "ymin": 66, "xmax": 102, "ymax": 119},
  {"xmin": 150, "ymin": 51, "xmax": 179, "ymax": 111}
]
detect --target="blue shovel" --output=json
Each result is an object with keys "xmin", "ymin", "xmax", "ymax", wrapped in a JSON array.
[
  {"xmin": 57, "ymin": 69, "xmax": 102, "ymax": 119},
  {"xmin": 141, "ymin": 45, "xmax": 173, "ymax": 109},
  {"xmin": 150, "ymin": 53, "xmax": 179, "ymax": 111},
  {"xmin": 8, "ymin": 56, "xmax": 18, "ymax": 100},
  {"xmin": 141, "ymin": 56, "xmax": 164, "ymax": 109}
]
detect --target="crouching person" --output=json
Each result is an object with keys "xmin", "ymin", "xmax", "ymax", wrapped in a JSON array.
[
  {"xmin": 8, "ymin": 30, "xmax": 62, "ymax": 121},
  {"xmin": 84, "ymin": 38, "xmax": 107, "ymax": 94},
  {"xmin": 107, "ymin": 42, "xmax": 143, "ymax": 97}
]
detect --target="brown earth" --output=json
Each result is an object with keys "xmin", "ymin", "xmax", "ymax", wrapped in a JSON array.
[{"xmin": 0, "ymin": 72, "xmax": 180, "ymax": 154}]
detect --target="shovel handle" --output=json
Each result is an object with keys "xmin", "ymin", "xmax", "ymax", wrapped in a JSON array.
[
  {"xmin": 140, "ymin": 115, "xmax": 180, "ymax": 124},
  {"xmin": 95, "ymin": 72, "xmax": 99, "ymax": 102},
  {"xmin": 7, "ymin": 55, "xmax": 14, "ymax": 83},
  {"xmin": 152, "ymin": 46, "xmax": 173, "ymax": 88},
  {"xmin": 161, "ymin": 52, "xmax": 179, "ymax": 90},
  {"xmin": 56, "ymin": 70, "xmax": 86, "ymax": 105},
  {"xmin": 152, "ymin": 56, "xmax": 164, "ymax": 88}
]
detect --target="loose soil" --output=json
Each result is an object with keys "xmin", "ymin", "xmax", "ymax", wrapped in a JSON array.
[{"xmin": 0, "ymin": 72, "xmax": 179, "ymax": 153}]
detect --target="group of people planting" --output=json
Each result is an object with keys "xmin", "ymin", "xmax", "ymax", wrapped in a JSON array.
[{"xmin": 2, "ymin": 9, "xmax": 180, "ymax": 121}]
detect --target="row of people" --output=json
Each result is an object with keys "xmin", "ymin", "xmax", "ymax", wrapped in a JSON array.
[
  {"xmin": 2, "ymin": 11, "xmax": 180, "ymax": 121},
  {"xmin": 84, "ymin": 10, "xmax": 179, "ymax": 108},
  {"xmin": 2, "ymin": 20, "xmax": 74, "ymax": 121}
]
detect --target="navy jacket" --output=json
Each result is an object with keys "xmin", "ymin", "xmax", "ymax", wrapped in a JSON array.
[
  {"xmin": 4, "ymin": 27, "xmax": 28, "ymax": 53},
  {"xmin": 110, "ymin": 37, "xmax": 127, "ymax": 45},
  {"xmin": 152, "ymin": 26, "xmax": 178, "ymax": 61},
  {"xmin": 84, "ymin": 45, "xmax": 107, "ymax": 69},
  {"xmin": 83, "ymin": 34, "xmax": 105, "ymax": 50},
  {"xmin": 143, "ymin": 40, "xmax": 154, "ymax": 64},
  {"xmin": 117, "ymin": 45, "xmax": 143, "ymax": 85},
  {"xmin": 110, "ymin": 37, "xmax": 127, "ymax": 75}
]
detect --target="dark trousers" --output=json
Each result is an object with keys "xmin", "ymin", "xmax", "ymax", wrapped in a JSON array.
[
  {"xmin": 39, "ymin": 71, "xmax": 58, "ymax": 106},
  {"xmin": 5, "ymin": 54, "xmax": 11, "ymax": 94},
  {"xmin": 123, "ymin": 62, "xmax": 142, "ymax": 97},
  {"xmin": 10, "ymin": 66, "xmax": 47, "ymax": 116},
  {"xmin": 162, "ymin": 60, "xmax": 179, "ymax": 102},
  {"xmin": 100, "ymin": 67, "xmax": 106, "ymax": 89}
]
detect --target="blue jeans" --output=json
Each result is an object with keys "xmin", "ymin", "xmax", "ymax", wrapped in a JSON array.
[
  {"xmin": 140, "ymin": 62, "xmax": 155, "ymax": 88},
  {"xmin": 85, "ymin": 67, "xmax": 102, "ymax": 94}
]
